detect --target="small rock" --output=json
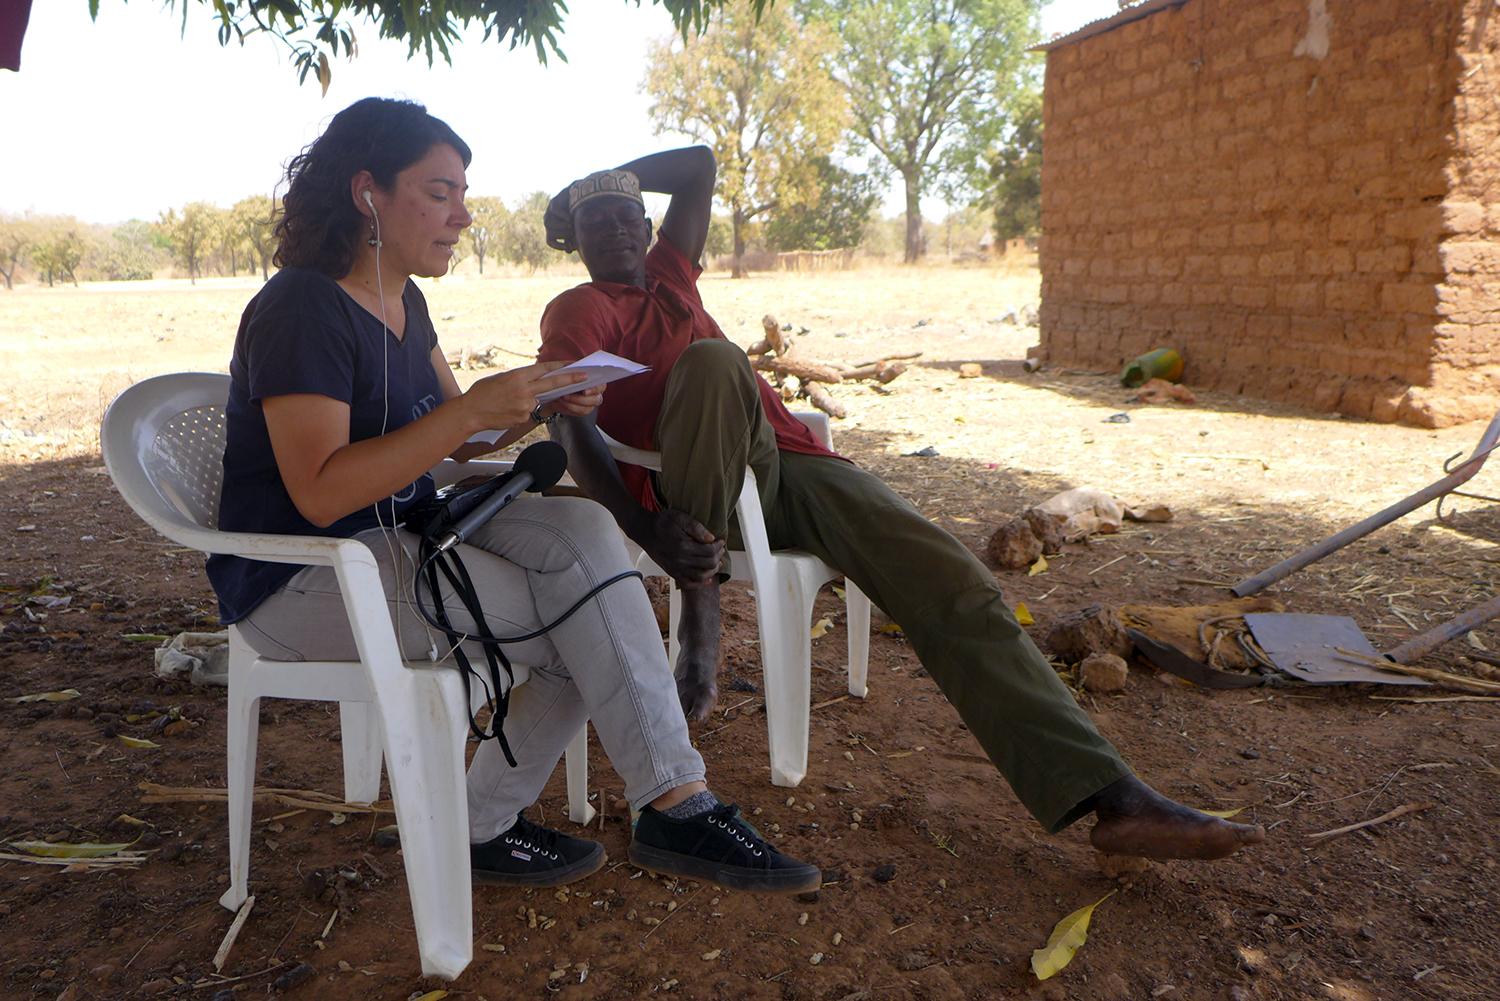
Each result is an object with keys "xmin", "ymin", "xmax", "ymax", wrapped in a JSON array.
[
  {"xmin": 1022, "ymin": 508, "xmax": 1066, "ymax": 555},
  {"xmin": 1229, "ymin": 988, "xmax": 1251, "ymax": 1001},
  {"xmin": 137, "ymin": 831, "xmax": 163, "ymax": 848},
  {"xmin": 140, "ymin": 980, "xmax": 171, "ymax": 995},
  {"xmin": 1240, "ymin": 748, "xmax": 1261, "ymax": 760},
  {"xmin": 809, "ymin": 952, "xmax": 824, "ymax": 965},
  {"xmin": 797, "ymin": 912, "xmax": 809, "ymax": 925},
  {"xmin": 832, "ymin": 932, "xmax": 842, "ymax": 946},
  {"xmin": 372, "ymin": 828, "xmax": 400, "ymax": 848},
  {"xmin": 1080, "ymin": 652, "xmax": 1129, "ymax": 692},
  {"xmin": 1096, "ymin": 853, "xmax": 1152, "ymax": 879},
  {"xmin": 985, "ymin": 517, "xmax": 1042, "ymax": 570},
  {"xmin": 701, "ymin": 949, "xmax": 721, "ymax": 961},
  {"xmin": 212, "ymin": 991, "xmax": 237, "ymax": 1001},
  {"xmin": 899, "ymin": 952, "xmax": 930, "ymax": 971},
  {"xmin": 820, "ymin": 869, "xmax": 845, "ymax": 883},
  {"xmin": 796, "ymin": 890, "xmax": 822, "ymax": 904},
  {"xmin": 159, "ymin": 842, "xmax": 183, "ymax": 863},
  {"xmin": 1046, "ymin": 604, "xmax": 1131, "ymax": 663},
  {"xmin": 958, "ymin": 363, "xmax": 982, "ymax": 379},
  {"xmin": 1359, "ymin": 925, "xmax": 1376, "ymax": 941},
  {"xmin": 872, "ymin": 864, "xmax": 896, "ymax": 883},
  {"xmin": 91, "ymin": 965, "xmax": 115, "ymax": 982},
  {"xmin": 272, "ymin": 963, "xmax": 316, "ymax": 991},
  {"xmin": 0, "ymin": 903, "xmax": 10, "ymax": 916}
]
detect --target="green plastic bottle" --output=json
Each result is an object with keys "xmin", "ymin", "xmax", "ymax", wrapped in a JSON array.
[{"xmin": 1120, "ymin": 348, "xmax": 1184, "ymax": 388}]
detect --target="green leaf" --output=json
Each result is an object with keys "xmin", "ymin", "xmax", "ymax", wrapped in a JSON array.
[
  {"xmin": 9, "ymin": 840, "xmax": 135, "ymax": 859},
  {"xmin": 5, "ymin": 688, "xmax": 82, "ymax": 704},
  {"xmin": 1031, "ymin": 891, "xmax": 1116, "ymax": 980},
  {"xmin": 119, "ymin": 736, "xmax": 161, "ymax": 749}
]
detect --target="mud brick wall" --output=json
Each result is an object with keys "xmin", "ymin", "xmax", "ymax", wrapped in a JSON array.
[{"xmin": 1039, "ymin": 0, "xmax": 1500, "ymax": 427}]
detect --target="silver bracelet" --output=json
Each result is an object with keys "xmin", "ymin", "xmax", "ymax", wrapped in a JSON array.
[{"xmin": 530, "ymin": 405, "xmax": 558, "ymax": 425}]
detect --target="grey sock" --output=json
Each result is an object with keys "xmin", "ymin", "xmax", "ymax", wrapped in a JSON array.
[{"xmin": 660, "ymin": 790, "xmax": 718, "ymax": 820}]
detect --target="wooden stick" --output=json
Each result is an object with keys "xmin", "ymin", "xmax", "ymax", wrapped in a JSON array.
[
  {"xmin": 214, "ymin": 894, "xmax": 255, "ymax": 972},
  {"xmin": 803, "ymin": 381, "xmax": 846, "ymax": 419},
  {"xmin": 851, "ymin": 351, "xmax": 923, "ymax": 366},
  {"xmin": 1306, "ymin": 802, "xmax": 1432, "ymax": 841},
  {"xmin": 761, "ymin": 314, "xmax": 787, "ymax": 355},
  {"xmin": 1333, "ymin": 648, "xmax": 1500, "ymax": 692},
  {"xmin": 753, "ymin": 353, "xmax": 844, "ymax": 384}
]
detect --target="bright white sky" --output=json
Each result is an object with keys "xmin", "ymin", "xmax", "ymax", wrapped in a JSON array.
[{"xmin": 0, "ymin": 0, "xmax": 1118, "ymax": 225}]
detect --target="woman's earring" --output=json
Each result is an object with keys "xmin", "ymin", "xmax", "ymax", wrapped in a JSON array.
[{"xmin": 367, "ymin": 220, "xmax": 381, "ymax": 248}]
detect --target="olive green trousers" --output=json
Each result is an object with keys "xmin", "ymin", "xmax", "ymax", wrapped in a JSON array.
[{"xmin": 652, "ymin": 340, "xmax": 1132, "ymax": 833}]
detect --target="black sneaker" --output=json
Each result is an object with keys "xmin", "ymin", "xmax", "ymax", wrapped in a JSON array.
[
  {"xmin": 471, "ymin": 813, "xmax": 605, "ymax": 887},
  {"xmin": 629, "ymin": 801, "xmax": 822, "ymax": 894}
]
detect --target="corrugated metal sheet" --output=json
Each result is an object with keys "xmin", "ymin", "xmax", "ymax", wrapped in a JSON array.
[{"xmin": 1030, "ymin": 0, "xmax": 1191, "ymax": 52}]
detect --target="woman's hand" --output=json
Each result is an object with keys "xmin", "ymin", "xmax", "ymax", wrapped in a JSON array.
[{"xmin": 460, "ymin": 361, "xmax": 587, "ymax": 432}]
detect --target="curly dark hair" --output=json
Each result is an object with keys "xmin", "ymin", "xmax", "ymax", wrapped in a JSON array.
[{"xmin": 273, "ymin": 97, "xmax": 472, "ymax": 278}]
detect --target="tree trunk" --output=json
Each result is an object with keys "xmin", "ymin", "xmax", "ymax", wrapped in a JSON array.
[
  {"xmin": 903, "ymin": 171, "xmax": 924, "ymax": 264},
  {"xmin": 731, "ymin": 204, "xmax": 747, "ymax": 280}
]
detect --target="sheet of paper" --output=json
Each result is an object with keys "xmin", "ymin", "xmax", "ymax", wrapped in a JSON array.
[{"xmin": 535, "ymin": 350, "xmax": 651, "ymax": 403}]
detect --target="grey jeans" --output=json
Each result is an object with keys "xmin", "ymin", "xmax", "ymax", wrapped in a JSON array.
[{"xmin": 241, "ymin": 494, "xmax": 705, "ymax": 842}]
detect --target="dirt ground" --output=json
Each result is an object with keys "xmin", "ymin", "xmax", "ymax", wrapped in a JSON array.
[{"xmin": 4, "ymin": 265, "xmax": 1500, "ymax": 1001}]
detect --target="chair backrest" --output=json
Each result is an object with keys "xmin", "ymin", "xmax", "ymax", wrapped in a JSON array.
[{"xmin": 101, "ymin": 372, "xmax": 232, "ymax": 552}]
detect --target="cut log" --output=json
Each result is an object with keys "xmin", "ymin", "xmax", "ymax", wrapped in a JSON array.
[
  {"xmin": 761, "ymin": 314, "xmax": 787, "ymax": 355},
  {"xmin": 803, "ymin": 381, "xmax": 846, "ymax": 419},
  {"xmin": 839, "ymin": 360, "xmax": 909, "ymax": 384},
  {"xmin": 754, "ymin": 353, "xmax": 845, "ymax": 385}
]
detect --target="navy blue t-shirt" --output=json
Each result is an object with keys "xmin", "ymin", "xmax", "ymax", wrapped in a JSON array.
[{"xmin": 206, "ymin": 268, "xmax": 444, "ymax": 624}]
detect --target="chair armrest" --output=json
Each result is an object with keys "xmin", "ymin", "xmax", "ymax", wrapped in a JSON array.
[
  {"xmin": 184, "ymin": 530, "xmax": 377, "ymax": 568},
  {"xmin": 791, "ymin": 411, "xmax": 832, "ymax": 449},
  {"xmin": 430, "ymin": 458, "xmax": 514, "ymax": 489},
  {"xmin": 597, "ymin": 429, "xmax": 664, "ymax": 472}
]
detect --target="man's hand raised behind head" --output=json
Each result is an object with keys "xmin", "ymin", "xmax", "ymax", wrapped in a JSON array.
[{"xmin": 544, "ymin": 188, "xmax": 576, "ymax": 253}]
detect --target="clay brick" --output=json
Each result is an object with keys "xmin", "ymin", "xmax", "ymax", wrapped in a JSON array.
[
  {"xmin": 1330, "ymin": 213, "xmax": 1376, "ymax": 242},
  {"xmin": 1258, "ymin": 251, "xmax": 1299, "ymax": 276},
  {"xmin": 1386, "ymin": 206, "xmax": 1443, "ymax": 240},
  {"xmin": 1230, "ymin": 285, "xmax": 1272, "ymax": 308},
  {"xmin": 1233, "ymin": 222, "xmax": 1272, "ymax": 246},
  {"xmin": 1304, "ymin": 247, "xmax": 1353, "ymax": 275},
  {"xmin": 1326, "ymin": 279, "xmax": 1377, "ymax": 312},
  {"xmin": 1440, "ymin": 242, "xmax": 1500, "ymax": 273},
  {"xmin": 1276, "ymin": 283, "xmax": 1323, "ymax": 311},
  {"xmin": 1192, "ymin": 283, "xmax": 1228, "ymax": 305},
  {"xmin": 1442, "ymin": 201, "xmax": 1485, "ymax": 234},
  {"xmin": 1381, "ymin": 282, "xmax": 1439, "ymax": 314},
  {"xmin": 1221, "ymin": 254, "xmax": 1255, "ymax": 278}
]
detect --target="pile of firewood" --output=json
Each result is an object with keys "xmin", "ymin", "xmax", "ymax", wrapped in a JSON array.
[{"xmin": 746, "ymin": 314, "xmax": 918, "ymax": 418}]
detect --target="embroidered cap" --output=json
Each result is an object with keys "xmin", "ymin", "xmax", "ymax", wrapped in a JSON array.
[{"xmin": 567, "ymin": 169, "xmax": 644, "ymax": 214}]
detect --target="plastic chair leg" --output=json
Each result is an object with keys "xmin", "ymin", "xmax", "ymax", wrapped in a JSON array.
[
  {"xmin": 373, "ymin": 668, "xmax": 474, "ymax": 980},
  {"xmin": 565, "ymin": 726, "xmax": 596, "ymax": 825},
  {"xmin": 339, "ymin": 701, "xmax": 383, "ymax": 805},
  {"xmin": 218, "ymin": 659, "xmax": 260, "ymax": 912},
  {"xmin": 845, "ymin": 581, "xmax": 871, "ymax": 698},
  {"xmin": 761, "ymin": 565, "xmax": 819, "ymax": 788}
]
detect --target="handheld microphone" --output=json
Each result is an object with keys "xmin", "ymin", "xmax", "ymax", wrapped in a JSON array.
[{"xmin": 435, "ymin": 441, "xmax": 568, "ymax": 552}]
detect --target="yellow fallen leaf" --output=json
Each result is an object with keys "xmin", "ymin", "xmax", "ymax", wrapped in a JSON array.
[
  {"xmin": 877, "ymin": 623, "xmax": 904, "ymax": 634},
  {"xmin": 810, "ymin": 617, "xmax": 833, "ymax": 639},
  {"xmin": 5, "ymin": 688, "xmax": 82, "ymax": 704},
  {"xmin": 1028, "ymin": 555, "xmax": 1048, "ymax": 577},
  {"xmin": 113, "ymin": 814, "xmax": 151, "ymax": 827},
  {"xmin": 1204, "ymin": 806, "xmax": 1244, "ymax": 819},
  {"xmin": 9, "ymin": 839, "xmax": 135, "ymax": 858},
  {"xmin": 119, "ymin": 736, "xmax": 161, "ymax": 749},
  {"xmin": 411, "ymin": 992, "xmax": 449, "ymax": 1001},
  {"xmin": 832, "ymin": 585, "xmax": 846, "ymax": 601},
  {"xmin": 1031, "ymin": 890, "xmax": 1116, "ymax": 980},
  {"xmin": 1015, "ymin": 602, "xmax": 1034, "ymax": 626}
]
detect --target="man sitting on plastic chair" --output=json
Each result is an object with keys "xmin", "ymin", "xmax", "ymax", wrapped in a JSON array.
[{"xmin": 538, "ymin": 147, "xmax": 1266, "ymax": 863}]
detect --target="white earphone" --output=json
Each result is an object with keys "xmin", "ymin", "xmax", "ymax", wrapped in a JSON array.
[{"xmin": 362, "ymin": 189, "xmax": 377, "ymax": 216}]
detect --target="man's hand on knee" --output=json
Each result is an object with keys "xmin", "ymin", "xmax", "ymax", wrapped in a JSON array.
[{"xmin": 630, "ymin": 509, "xmax": 724, "ymax": 585}]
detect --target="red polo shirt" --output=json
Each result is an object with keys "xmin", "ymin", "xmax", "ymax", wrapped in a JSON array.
[{"xmin": 539, "ymin": 237, "xmax": 838, "ymax": 509}]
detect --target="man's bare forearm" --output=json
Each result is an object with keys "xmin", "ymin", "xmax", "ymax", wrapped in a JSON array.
[{"xmin": 550, "ymin": 415, "xmax": 651, "ymax": 540}]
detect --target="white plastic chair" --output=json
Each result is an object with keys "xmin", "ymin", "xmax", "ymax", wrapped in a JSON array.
[
  {"xmin": 101, "ymin": 372, "xmax": 593, "ymax": 981},
  {"xmin": 599, "ymin": 412, "xmax": 871, "ymax": 788}
]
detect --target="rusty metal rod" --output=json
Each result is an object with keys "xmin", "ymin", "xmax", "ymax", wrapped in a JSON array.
[
  {"xmin": 1233, "ymin": 409, "xmax": 1500, "ymax": 597},
  {"xmin": 1384, "ymin": 593, "xmax": 1500, "ymax": 664}
]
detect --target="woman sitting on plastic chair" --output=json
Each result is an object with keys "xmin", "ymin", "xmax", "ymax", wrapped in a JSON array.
[{"xmin": 205, "ymin": 97, "xmax": 818, "ymax": 895}]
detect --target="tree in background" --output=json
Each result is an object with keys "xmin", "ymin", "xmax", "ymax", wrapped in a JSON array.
[
  {"xmin": 644, "ymin": 2, "xmax": 848, "ymax": 277},
  {"xmin": 464, "ymin": 196, "xmax": 510, "ymax": 274},
  {"xmin": 158, "ymin": 202, "xmax": 219, "ymax": 284},
  {"xmin": 97, "ymin": 220, "xmax": 165, "ymax": 281},
  {"xmin": 808, "ymin": 0, "xmax": 1040, "ymax": 263},
  {"xmin": 101, "ymin": 0, "xmax": 768, "ymax": 90},
  {"xmin": 0, "ymin": 214, "xmax": 35, "ymax": 290},
  {"xmin": 30, "ymin": 221, "xmax": 88, "ymax": 287},
  {"xmin": 705, "ymin": 214, "xmax": 733, "ymax": 258},
  {"xmin": 500, "ymin": 192, "xmax": 551, "ymax": 273},
  {"xmin": 988, "ymin": 85, "xmax": 1041, "ymax": 241},
  {"xmin": 762, "ymin": 156, "xmax": 881, "ymax": 252},
  {"xmin": 212, "ymin": 205, "xmax": 250, "ymax": 277},
  {"xmin": 231, "ymin": 196, "xmax": 280, "ymax": 281}
]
